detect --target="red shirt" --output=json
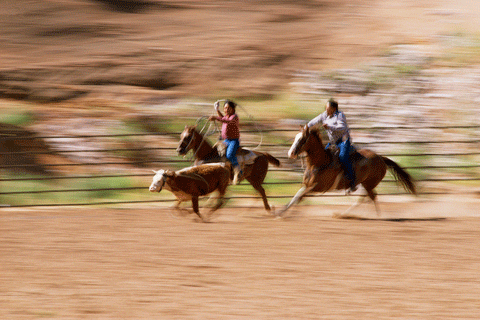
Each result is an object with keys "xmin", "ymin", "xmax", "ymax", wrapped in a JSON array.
[{"xmin": 219, "ymin": 114, "xmax": 240, "ymax": 139}]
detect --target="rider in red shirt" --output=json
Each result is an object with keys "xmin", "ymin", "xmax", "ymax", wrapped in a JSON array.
[{"xmin": 209, "ymin": 100, "xmax": 243, "ymax": 184}]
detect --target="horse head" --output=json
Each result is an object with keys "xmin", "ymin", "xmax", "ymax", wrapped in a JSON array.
[
  {"xmin": 288, "ymin": 125, "xmax": 325, "ymax": 160},
  {"xmin": 176, "ymin": 125, "xmax": 198, "ymax": 156},
  {"xmin": 288, "ymin": 125, "xmax": 311, "ymax": 159}
]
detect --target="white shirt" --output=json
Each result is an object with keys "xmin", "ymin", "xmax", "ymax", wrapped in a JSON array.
[{"xmin": 307, "ymin": 110, "xmax": 351, "ymax": 143}]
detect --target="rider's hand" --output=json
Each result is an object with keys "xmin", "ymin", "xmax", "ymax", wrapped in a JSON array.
[
  {"xmin": 322, "ymin": 123, "xmax": 329, "ymax": 130},
  {"xmin": 214, "ymin": 101, "xmax": 220, "ymax": 112},
  {"xmin": 208, "ymin": 116, "xmax": 217, "ymax": 121}
]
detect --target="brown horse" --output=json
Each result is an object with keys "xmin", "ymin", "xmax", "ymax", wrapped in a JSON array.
[
  {"xmin": 176, "ymin": 125, "xmax": 281, "ymax": 213},
  {"xmin": 278, "ymin": 126, "xmax": 416, "ymax": 217}
]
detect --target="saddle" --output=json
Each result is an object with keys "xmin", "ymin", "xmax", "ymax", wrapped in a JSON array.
[
  {"xmin": 327, "ymin": 144, "xmax": 358, "ymax": 160},
  {"xmin": 213, "ymin": 142, "xmax": 257, "ymax": 167},
  {"xmin": 324, "ymin": 143, "xmax": 363, "ymax": 173}
]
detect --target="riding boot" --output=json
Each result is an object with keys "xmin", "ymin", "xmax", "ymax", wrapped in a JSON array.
[
  {"xmin": 233, "ymin": 165, "xmax": 243, "ymax": 185},
  {"xmin": 346, "ymin": 178, "xmax": 357, "ymax": 194}
]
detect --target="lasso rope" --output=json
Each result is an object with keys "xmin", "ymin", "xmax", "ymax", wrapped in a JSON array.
[
  {"xmin": 181, "ymin": 115, "xmax": 219, "ymax": 164},
  {"xmin": 184, "ymin": 100, "xmax": 264, "ymax": 164},
  {"xmin": 210, "ymin": 99, "xmax": 264, "ymax": 150}
]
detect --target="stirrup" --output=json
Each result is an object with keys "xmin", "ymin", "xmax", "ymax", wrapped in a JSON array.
[{"xmin": 346, "ymin": 185, "xmax": 357, "ymax": 194}]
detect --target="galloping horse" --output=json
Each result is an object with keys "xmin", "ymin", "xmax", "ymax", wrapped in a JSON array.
[
  {"xmin": 278, "ymin": 126, "xmax": 416, "ymax": 216},
  {"xmin": 177, "ymin": 125, "xmax": 281, "ymax": 213}
]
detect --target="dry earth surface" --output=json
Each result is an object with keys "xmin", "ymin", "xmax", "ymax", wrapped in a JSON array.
[{"xmin": 1, "ymin": 199, "xmax": 480, "ymax": 319}]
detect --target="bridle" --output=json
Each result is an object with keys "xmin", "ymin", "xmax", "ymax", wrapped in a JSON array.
[
  {"xmin": 179, "ymin": 124, "xmax": 215, "ymax": 163},
  {"xmin": 289, "ymin": 130, "xmax": 311, "ymax": 171},
  {"xmin": 178, "ymin": 130, "xmax": 196, "ymax": 154},
  {"xmin": 291, "ymin": 130, "xmax": 309, "ymax": 157}
]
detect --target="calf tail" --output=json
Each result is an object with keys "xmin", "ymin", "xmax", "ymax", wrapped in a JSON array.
[{"xmin": 382, "ymin": 156, "xmax": 417, "ymax": 195}]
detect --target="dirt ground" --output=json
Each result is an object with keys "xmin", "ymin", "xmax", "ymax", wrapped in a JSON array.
[
  {"xmin": 2, "ymin": 1, "xmax": 480, "ymax": 319},
  {"xmin": 1, "ymin": 197, "xmax": 480, "ymax": 319}
]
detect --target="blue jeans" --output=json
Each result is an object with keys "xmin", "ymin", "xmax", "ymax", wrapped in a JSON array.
[
  {"xmin": 326, "ymin": 139, "xmax": 355, "ymax": 187},
  {"xmin": 224, "ymin": 139, "xmax": 240, "ymax": 167}
]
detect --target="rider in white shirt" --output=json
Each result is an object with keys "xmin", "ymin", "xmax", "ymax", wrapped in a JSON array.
[{"xmin": 307, "ymin": 98, "xmax": 357, "ymax": 192}]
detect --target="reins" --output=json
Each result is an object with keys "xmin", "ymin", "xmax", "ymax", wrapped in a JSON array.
[
  {"xmin": 235, "ymin": 102, "xmax": 264, "ymax": 151},
  {"xmin": 299, "ymin": 129, "xmax": 332, "ymax": 173},
  {"xmin": 183, "ymin": 116, "xmax": 215, "ymax": 163},
  {"xmin": 184, "ymin": 100, "xmax": 263, "ymax": 164}
]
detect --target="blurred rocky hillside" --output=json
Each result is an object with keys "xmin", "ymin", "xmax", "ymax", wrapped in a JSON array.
[
  {"xmin": 1, "ymin": 0, "xmax": 480, "ymax": 172},
  {"xmin": 3, "ymin": 0, "xmax": 475, "ymax": 103}
]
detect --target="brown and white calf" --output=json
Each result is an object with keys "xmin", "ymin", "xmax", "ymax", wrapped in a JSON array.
[{"xmin": 149, "ymin": 163, "xmax": 230, "ymax": 221}]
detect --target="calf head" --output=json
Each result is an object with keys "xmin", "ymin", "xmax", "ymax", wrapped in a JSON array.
[{"xmin": 149, "ymin": 169, "xmax": 175, "ymax": 192}]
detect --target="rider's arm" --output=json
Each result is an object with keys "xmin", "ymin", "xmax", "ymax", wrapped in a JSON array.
[
  {"xmin": 218, "ymin": 114, "xmax": 238, "ymax": 124},
  {"xmin": 210, "ymin": 114, "xmax": 238, "ymax": 123},
  {"xmin": 307, "ymin": 112, "xmax": 326, "ymax": 128},
  {"xmin": 212, "ymin": 101, "xmax": 224, "ymax": 119},
  {"xmin": 209, "ymin": 102, "xmax": 224, "ymax": 121}
]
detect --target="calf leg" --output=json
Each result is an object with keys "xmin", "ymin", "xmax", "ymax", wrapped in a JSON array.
[
  {"xmin": 210, "ymin": 182, "xmax": 228, "ymax": 213},
  {"xmin": 168, "ymin": 199, "xmax": 190, "ymax": 218},
  {"xmin": 172, "ymin": 199, "xmax": 182, "ymax": 209},
  {"xmin": 210, "ymin": 193, "xmax": 225, "ymax": 212},
  {"xmin": 204, "ymin": 192, "xmax": 218, "ymax": 207},
  {"xmin": 191, "ymin": 196, "xmax": 204, "ymax": 221}
]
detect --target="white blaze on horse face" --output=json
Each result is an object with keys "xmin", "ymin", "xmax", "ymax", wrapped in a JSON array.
[
  {"xmin": 177, "ymin": 130, "xmax": 189, "ymax": 153},
  {"xmin": 149, "ymin": 169, "xmax": 166, "ymax": 192},
  {"xmin": 288, "ymin": 132, "xmax": 303, "ymax": 159},
  {"xmin": 180, "ymin": 130, "xmax": 188, "ymax": 141}
]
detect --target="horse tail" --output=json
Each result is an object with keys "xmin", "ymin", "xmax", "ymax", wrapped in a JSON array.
[
  {"xmin": 382, "ymin": 156, "xmax": 417, "ymax": 195},
  {"xmin": 264, "ymin": 153, "xmax": 281, "ymax": 167}
]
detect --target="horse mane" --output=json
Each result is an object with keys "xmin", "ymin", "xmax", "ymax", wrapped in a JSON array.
[
  {"xmin": 187, "ymin": 126, "xmax": 221, "ymax": 162},
  {"xmin": 306, "ymin": 127, "xmax": 334, "ymax": 164},
  {"xmin": 193, "ymin": 126, "xmax": 212, "ymax": 143},
  {"xmin": 308, "ymin": 127, "xmax": 325, "ymax": 147}
]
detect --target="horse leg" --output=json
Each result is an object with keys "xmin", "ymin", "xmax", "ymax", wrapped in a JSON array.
[
  {"xmin": 339, "ymin": 194, "xmax": 367, "ymax": 217},
  {"xmin": 276, "ymin": 186, "xmax": 310, "ymax": 217},
  {"xmin": 366, "ymin": 188, "xmax": 381, "ymax": 216},
  {"xmin": 339, "ymin": 187, "xmax": 381, "ymax": 217},
  {"xmin": 247, "ymin": 178, "xmax": 271, "ymax": 213}
]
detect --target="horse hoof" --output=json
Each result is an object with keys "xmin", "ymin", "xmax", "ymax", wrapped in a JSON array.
[
  {"xmin": 275, "ymin": 208, "xmax": 287, "ymax": 218},
  {"xmin": 332, "ymin": 212, "xmax": 343, "ymax": 219},
  {"xmin": 266, "ymin": 206, "xmax": 275, "ymax": 216}
]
